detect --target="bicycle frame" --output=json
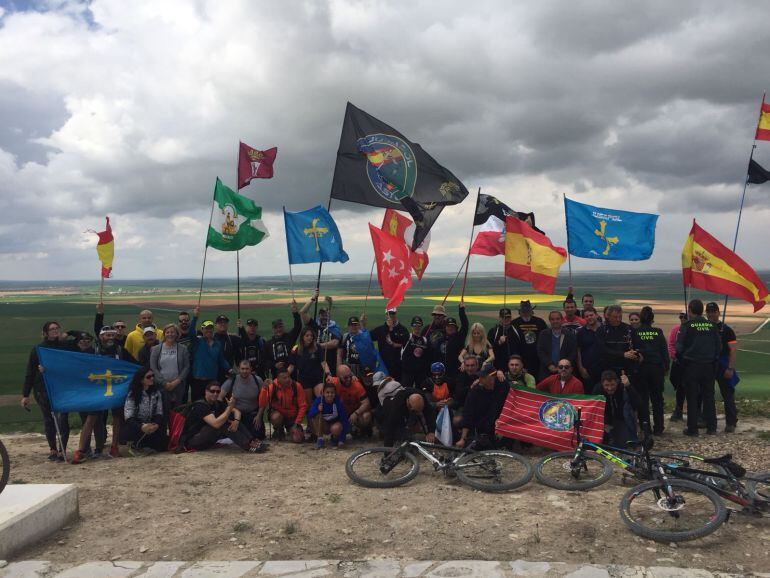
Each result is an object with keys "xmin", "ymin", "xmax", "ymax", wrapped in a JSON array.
[
  {"xmin": 389, "ymin": 440, "xmax": 474, "ymax": 472},
  {"xmin": 661, "ymin": 463, "xmax": 769, "ymax": 511}
]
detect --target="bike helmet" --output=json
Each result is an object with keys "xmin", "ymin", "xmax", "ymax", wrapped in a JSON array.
[{"xmin": 430, "ymin": 362, "xmax": 445, "ymax": 375}]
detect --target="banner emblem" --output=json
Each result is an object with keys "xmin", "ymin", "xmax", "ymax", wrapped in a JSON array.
[{"xmin": 357, "ymin": 133, "xmax": 417, "ymax": 202}]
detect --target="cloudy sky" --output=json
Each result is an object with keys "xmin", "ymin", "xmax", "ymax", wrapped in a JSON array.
[{"xmin": 1, "ymin": 0, "xmax": 770, "ymax": 281}]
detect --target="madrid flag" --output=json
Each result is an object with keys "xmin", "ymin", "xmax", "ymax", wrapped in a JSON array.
[
  {"xmin": 369, "ymin": 223, "xmax": 412, "ymax": 309},
  {"xmin": 682, "ymin": 220, "xmax": 768, "ymax": 312},
  {"xmin": 381, "ymin": 209, "xmax": 430, "ymax": 280},
  {"xmin": 504, "ymin": 217, "xmax": 567, "ymax": 294},
  {"xmin": 496, "ymin": 386, "xmax": 605, "ymax": 451}
]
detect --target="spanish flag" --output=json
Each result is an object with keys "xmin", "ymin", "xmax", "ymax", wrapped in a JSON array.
[
  {"xmin": 504, "ymin": 216, "xmax": 567, "ymax": 294},
  {"xmin": 755, "ymin": 96, "xmax": 770, "ymax": 141},
  {"xmin": 682, "ymin": 220, "xmax": 768, "ymax": 312},
  {"xmin": 95, "ymin": 216, "xmax": 114, "ymax": 278}
]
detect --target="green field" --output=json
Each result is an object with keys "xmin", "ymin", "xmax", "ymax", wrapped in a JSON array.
[{"xmin": 1, "ymin": 272, "xmax": 768, "ymax": 430}]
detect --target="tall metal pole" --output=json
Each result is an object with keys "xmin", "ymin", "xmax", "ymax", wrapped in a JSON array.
[
  {"xmin": 197, "ymin": 180, "xmax": 218, "ymax": 308},
  {"xmin": 460, "ymin": 188, "xmax": 481, "ymax": 299}
]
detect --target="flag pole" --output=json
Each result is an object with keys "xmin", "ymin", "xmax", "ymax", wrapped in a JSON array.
[
  {"xmin": 460, "ymin": 188, "xmax": 481, "ymax": 299},
  {"xmin": 313, "ymin": 197, "xmax": 333, "ymax": 319},
  {"xmin": 197, "ymin": 181, "xmax": 218, "ymax": 308},
  {"xmin": 441, "ymin": 253, "xmax": 470, "ymax": 306},
  {"xmin": 236, "ymin": 251, "xmax": 241, "ymax": 321},
  {"xmin": 563, "ymin": 194, "xmax": 574, "ymax": 291},
  {"xmin": 99, "ymin": 275, "xmax": 105, "ymax": 305},
  {"xmin": 282, "ymin": 207, "xmax": 296, "ymax": 301},
  {"xmin": 722, "ymin": 92, "xmax": 764, "ymax": 323},
  {"xmin": 363, "ymin": 258, "xmax": 376, "ymax": 317}
]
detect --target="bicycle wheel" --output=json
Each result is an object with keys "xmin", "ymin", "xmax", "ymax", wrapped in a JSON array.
[
  {"xmin": 0, "ymin": 440, "xmax": 8, "ymax": 495},
  {"xmin": 345, "ymin": 447, "xmax": 420, "ymax": 489},
  {"xmin": 619, "ymin": 478, "xmax": 727, "ymax": 542},
  {"xmin": 746, "ymin": 472, "xmax": 770, "ymax": 502},
  {"xmin": 535, "ymin": 451, "xmax": 613, "ymax": 491},
  {"xmin": 455, "ymin": 450, "xmax": 533, "ymax": 492}
]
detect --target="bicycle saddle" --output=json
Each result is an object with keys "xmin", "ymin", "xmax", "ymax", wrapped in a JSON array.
[{"xmin": 703, "ymin": 453, "xmax": 733, "ymax": 464}]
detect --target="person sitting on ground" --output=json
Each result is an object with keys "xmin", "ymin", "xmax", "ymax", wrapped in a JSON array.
[
  {"xmin": 536, "ymin": 358, "xmax": 584, "ymax": 394},
  {"xmin": 219, "ymin": 359, "xmax": 265, "ymax": 440},
  {"xmin": 418, "ymin": 362, "xmax": 453, "ymax": 411},
  {"xmin": 377, "ymin": 375, "xmax": 436, "ymax": 447},
  {"xmin": 188, "ymin": 306, "xmax": 231, "ymax": 401},
  {"xmin": 536, "ymin": 311, "xmax": 578, "ymax": 380},
  {"xmin": 258, "ymin": 363, "xmax": 307, "ymax": 442},
  {"xmin": 124, "ymin": 310, "xmax": 163, "ymax": 361},
  {"xmin": 181, "ymin": 380, "xmax": 266, "ymax": 452},
  {"xmin": 289, "ymin": 326, "xmax": 328, "ymax": 409},
  {"xmin": 150, "ymin": 323, "xmax": 191, "ymax": 413},
  {"xmin": 324, "ymin": 364, "xmax": 372, "ymax": 436},
  {"xmin": 120, "ymin": 367, "xmax": 167, "ymax": 456},
  {"xmin": 593, "ymin": 370, "xmax": 643, "ymax": 447},
  {"xmin": 459, "ymin": 322, "xmax": 495, "ymax": 368},
  {"xmin": 500, "ymin": 354, "xmax": 536, "ymax": 388},
  {"xmin": 308, "ymin": 381, "xmax": 350, "ymax": 449},
  {"xmin": 456, "ymin": 362, "xmax": 510, "ymax": 449}
]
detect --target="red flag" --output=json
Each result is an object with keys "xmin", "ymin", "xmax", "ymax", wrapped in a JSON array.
[
  {"xmin": 94, "ymin": 216, "xmax": 114, "ymax": 278},
  {"xmin": 504, "ymin": 217, "xmax": 567, "ymax": 294},
  {"xmin": 238, "ymin": 142, "xmax": 277, "ymax": 188},
  {"xmin": 756, "ymin": 95, "xmax": 770, "ymax": 141},
  {"xmin": 380, "ymin": 209, "xmax": 430, "ymax": 280},
  {"xmin": 369, "ymin": 223, "xmax": 413, "ymax": 309},
  {"xmin": 496, "ymin": 386, "xmax": 605, "ymax": 451}
]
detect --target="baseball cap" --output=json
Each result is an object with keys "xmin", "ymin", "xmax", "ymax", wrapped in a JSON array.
[
  {"xmin": 519, "ymin": 300, "xmax": 534, "ymax": 313},
  {"xmin": 678, "ymin": 311, "xmax": 687, "ymax": 319},
  {"xmin": 271, "ymin": 319, "xmax": 284, "ymax": 328},
  {"xmin": 201, "ymin": 320, "xmax": 215, "ymax": 328},
  {"xmin": 499, "ymin": 307, "xmax": 512, "ymax": 316},
  {"xmin": 246, "ymin": 318, "xmax": 258, "ymax": 326},
  {"xmin": 386, "ymin": 307, "xmax": 397, "ymax": 314},
  {"xmin": 480, "ymin": 362, "xmax": 497, "ymax": 376},
  {"xmin": 372, "ymin": 371, "xmax": 389, "ymax": 387},
  {"xmin": 446, "ymin": 317, "xmax": 458, "ymax": 327},
  {"xmin": 99, "ymin": 326, "xmax": 117, "ymax": 336},
  {"xmin": 705, "ymin": 302, "xmax": 720, "ymax": 312},
  {"xmin": 76, "ymin": 331, "xmax": 93, "ymax": 342},
  {"xmin": 411, "ymin": 315, "xmax": 424, "ymax": 326},
  {"xmin": 347, "ymin": 316, "xmax": 360, "ymax": 325},
  {"xmin": 215, "ymin": 315, "xmax": 229, "ymax": 323},
  {"xmin": 431, "ymin": 305, "xmax": 446, "ymax": 316},
  {"xmin": 142, "ymin": 325, "xmax": 157, "ymax": 335}
]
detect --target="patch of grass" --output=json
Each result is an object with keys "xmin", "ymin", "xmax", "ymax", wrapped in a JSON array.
[
  {"xmin": 11, "ymin": 479, "xmax": 28, "ymax": 484},
  {"xmin": 284, "ymin": 521, "xmax": 297, "ymax": 535},
  {"xmin": 233, "ymin": 520, "xmax": 252, "ymax": 533},
  {"xmin": 757, "ymin": 431, "xmax": 770, "ymax": 441}
]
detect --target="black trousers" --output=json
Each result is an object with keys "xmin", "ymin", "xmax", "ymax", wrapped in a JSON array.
[
  {"xmin": 716, "ymin": 373, "xmax": 738, "ymax": 427},
  {"xmin": 34, "ymin": 389, "xmax": 69, "ymax": 452},
  {"xmin": 670, "ymin": 362, "xmax": 685, "ymax": 413},
  {"xmin": 637, "ymin": 364, "xmax": 665, "ymax": 432},
  {"xmin": 121, "ymin": 419, "xmax": 168, "ymax": 452},
  {"xmin": 684, "ymin": 362, "xmax": 716, "ymax": 433},
  {"xmin": 187, "ymin": 422, "xmax": 253, "ymax": 451}
]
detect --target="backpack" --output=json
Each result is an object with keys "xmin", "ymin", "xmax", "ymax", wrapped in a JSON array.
[{"xmin": 169, "ymin": 400, "xmax": 207, "ymax": 452}]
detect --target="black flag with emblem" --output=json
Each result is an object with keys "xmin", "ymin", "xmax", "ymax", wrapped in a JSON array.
[
  {"xmin": 474, "ymin": 193, "xmax": 543, "ymax": 234},
  {"xmin": 748, "ymin": 158, "xmax": 770, "ymax": 184},
  {"xmin": 331, "ymin": 102, "xmax": 469, "ymax": 250}
]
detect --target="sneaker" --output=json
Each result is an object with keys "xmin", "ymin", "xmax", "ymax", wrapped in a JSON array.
[
  {"xmin": 109, "ymin": 445, "xmax": 121, "ymax": 458},
  {"xmin": 724, "ymin": 424, "xmax": 736, "ymax": 433},
  {"xmin": 56, "ymin": 452, "xmax": 66, "ymax": 462},
  {"xmin": 669, "ymin": 412, "xmax": 683, "ymax": 422},
  {"xmin": 683, "ymin": 429, "xmax": 699, "ymax": 437},
  {"xmin": 314, "ymin": 437, "xmax": 325, "ymax": 450},
  {"xmin": 91, "ymin": 450, "xmax": 107, "ymax": 460},
  {"xmin": 47, "ymin": 450, "xmax": 59, "ymax": 461},
  {"xmin": 71, "ymin": 450, "xmax": 87, "ymax": 464}
]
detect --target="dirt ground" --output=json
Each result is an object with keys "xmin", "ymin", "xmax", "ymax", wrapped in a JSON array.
[{"xmin": 3, "ymin": 419, "xmax": 770, "ymax": 572}]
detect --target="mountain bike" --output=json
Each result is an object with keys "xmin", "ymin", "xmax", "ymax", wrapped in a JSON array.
[
  {"xmin": 534, "ymin": 410, "xmax": 713, "ymax": 491},
  {"xmin": 0, "ymin": 438, "xmax": 9, "ymax": 495},
  {"xmin": 345, "ymin": 438, "xmax": 533, "ymax": 492},
  {"xmin": 620, "ymin": 452, "xmax": 770, "ymax": 542}
]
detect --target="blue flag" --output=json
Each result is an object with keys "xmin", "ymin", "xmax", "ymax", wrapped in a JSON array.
[
  {"xmin": 564, "ymin": 197, "xmax": 658, "ymax": 261},
  {"xmin": 37, "ymin": 347, "xmax": 140, "ymax": 412},
  {"xmin": 284, "ymin": 206, "xmax": 349, "ymax": 265},
  {"xmin": 351, "ymin": 330, "xmax": 389, "ymax": 376}
]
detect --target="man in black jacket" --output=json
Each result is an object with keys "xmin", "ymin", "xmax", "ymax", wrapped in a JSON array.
[
  {"xmin": 455, "ymin": 363, "xmax": 509, "ymax": 449},
  {"xmin": 488, "ymin": 307, "xmax": 522, "ymax": 371},
  {"xmin": 442, "ymin": 303, "xmax": 469, "ymax": 380},
  {"xmin": 264, "ymin": 302, "xmax": 302, "ymax": 378},
  {"xmin": 213, "ymin": 315, "xmax": 243, "ymax": 373},
  {"xmin": 400, "ymin": 316, "xmax": 429, "ymax": 388},
  {"xmin": 512, "ymin": 301, "xmax": 547, "ymax": 375},
  {"xmin": 238, "ymin": 318, "xmax": 266, "ymax": 378},
  {"xmin": 596, "ymin": 305, "xmax": 638, "ymax": 376},
  {"xmin": 371, "ymin": 308, "xmax": 409, "ymax": 380},
  {"xmin": 536, "ymin": 311, "xmax": 577, "ymax": 380},
  {"xmin": 380, "ymin": 387, "xmax": 436, "ymax": 447}
]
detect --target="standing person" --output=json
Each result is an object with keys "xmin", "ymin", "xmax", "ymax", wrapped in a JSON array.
[
  {"xmin": 459, "ymin": 322, "xmax": 495, "ymax": 367},
  {"xmin": 423, "ymin": 304, "xmax": 449, "ymax": 363},
  {"xmin": 220, "ymin": 360, "xmax": 265, "ymax": 440},
  {"xmin": 576, "ymin": 306, "xmax": 604, "ymax": 395},
  {"xmin": 400, "ymin": 316, "xmax": 429, "ymax": 388},
  {"xmin": 149, "ymin": 323, "xmax": 191, "ymax": 412},
  {"xmin": 579, "ymin": 294, "xmax": 596, "ymax": 317},
  {"xmin": 300, "ymin": 290, "xmax": 341, "ymax": 376},
  {"xmin": 536, "ymin": 359, "xmax": 584, "ymax": 394},
  {"xmin": 442, "ymin": 303, "xmax": 469, "ymax": 381},
  {"xmin": 238, "ymin": 318, "xmax": 266, "ymax": 378},
  {"xmin": 536, "ymin": 311, "xmax": 578, "ymax": 380},
  {"xmin": 371, "ymin": 308, "xmax": 409, "ymax": 380},
  {"xmin": 632, "ymin": 306, "xmax": 670, "ymax": 434},
  {"xmin": 124, "ymin": 310, "xmax": 163, "ymax": 361},
  {"xmin": 456, "ymin": 363, "xmax": 510, "ymax": 449},
  {"xmin": 213, "ymin": 315, "xmax": 243, "ymax": 377},
  {"xmin": 705, "ymin": 302, "xmax": 739, "ymax": 433},
  {"xmin": 136, "ymin": 326, "xmax": 160, "ymax": 366},
  {"xmin": 338, "ymin": 316, "xmax": 364, "ymax": 378},
  {"xmin": 259, "ymin": 364, "xmax": 307, "ymax": 442},
  {"xmin": 596, "ymin": 305, "xmax": 637, "ymax": 377},
  {"xmin": 488, "ymin": 307, "xmax": 521, "ymax": 371},
  {"xmin": 177, "ymin": 311, "xmax": 194, "ymax": 349},
  {"xmin": 188, "ymin": 307, "xmax": 231, "ymax": 401},
  {"xmin": 562, "ymin": 299, "xmax": 585, "ymax": 333},
  {"xmin": 111, "ymin": 319, "xmax": 128, "ymax": 347},
  {"xmin": 668, "ymin": 312, "xmax": 687, "ymax": 422},
  {"xmin": 676, "ymin": 299, "xmax": 721, "ymax": 437},
  {"xmin": 21, "ymin": 321, "xmax": 70, "ymax": 461},
  {"xmin": 290, "ymin": 327, "xmax": 327, "ymax": 409},
  {"xmin": 628, "ymin": 312, "xmax": 641, "ymax": 331},
  {"xmin": 264, "ymin": 301, "xmax": 302, "ymax": 378},
  {"xmin": 511, "ymin": 301, "xmax": 546, "ymax": 375},
  {"xmin": 120, "ymin": 367, "xmax": 167, "ymax": 455}
]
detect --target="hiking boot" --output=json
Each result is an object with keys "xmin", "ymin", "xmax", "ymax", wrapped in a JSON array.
[
  {"xmin": 109, "ymin": 445, "xmax": 121, "ymax": 458},
  {"xmin": 71, "ymin": 450, "xmax": 87, "ymax": 464},
  {"xmin": 706, "ymin": 429, "xmax": 717, "ymax": 435},
  {"xmin": 682, "ymin": 429, "xmax": 699, "ymax": 437},
  {"xmin": 47, "ymin": 450, "xmax": 59, "ymax": 461},
  {"xmin": 724, "ymin": 424, "xmax": 736, "ymax": 433},
  {"xmin": 314, "ymin": 437, "xmax": 325, "ymax": 450},
  {"xmin": 669, "ymin": 412, "xmax": 683, "ymax": 422}
]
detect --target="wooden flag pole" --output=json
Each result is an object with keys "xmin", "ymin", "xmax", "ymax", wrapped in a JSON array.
[
  {"xmin": 197, "ymin": 181, "xmax": 218, "ymax": 308},
  {"xmin": 99, "ymin": 275, "xmax": 105, "ymax": 305},
  {"xmin": 563, "ymin": 194, "xmax": 574, "ymax": 291},
  {"xmin": 460, "ymin": 188, "xmax": 481, "ymax": 299}
]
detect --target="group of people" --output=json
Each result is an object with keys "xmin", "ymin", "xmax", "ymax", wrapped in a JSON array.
[{"xmin": 21, "ymin": 288, "xmax": 739, "ymax": 462}]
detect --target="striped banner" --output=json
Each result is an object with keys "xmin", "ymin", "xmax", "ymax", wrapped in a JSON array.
[{"xmin": 495, "ymin": 386, "xmax": 605, "ymax": 451}]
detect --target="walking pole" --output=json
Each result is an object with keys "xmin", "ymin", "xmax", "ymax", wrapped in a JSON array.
[
  {"xmin": 197, "ymin": 182, "xmax": 218, "ymax": 308},
  {"xmin": 460, "ymin": 188, "xmax": 481, "ymax": 300},
  {"xmin": 52, "ymin": 411, "xmax": 67, "ymax": 461}
]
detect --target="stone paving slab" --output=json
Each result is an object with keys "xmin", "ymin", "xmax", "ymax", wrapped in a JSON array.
[{"xmin": 0, "ymin": 560, "xmax": 748, "ymax": 578}]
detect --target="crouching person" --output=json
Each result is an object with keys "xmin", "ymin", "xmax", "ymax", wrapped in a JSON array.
[
  {"xmin": 121, "ymin": 367, "xmax": 167, "ymax": 455},
  {"xmin": 308, "ymin": 382, "xmax": 350, "ymax": 449},
  {"xmin": 593, "ymin": 370, "xmax": 643, "ymax": 447},
  {"xmin": 259, "ymin": 364, "xmax": 307, "ymax": 442},
  {"xmin": 182, "ymin": 380, "xmax": 267, "ymax": 453}
]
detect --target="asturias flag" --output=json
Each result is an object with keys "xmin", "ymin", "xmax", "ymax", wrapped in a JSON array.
[
  {"xmin": 564, "ymin": 197, "xmax": 658, "ymax": 261},
  {"xmin": 504, "ymin": 217, "xmax": 566, "ymax": 294},
  {"xmin": 94, "ymin": 216, "xmax": 114, "ymax": 278},
  {"xmin": 496, "ymin": 386, "xmax": 606, "ymax": 451},
  {"xmin": 369, "ymin": 223, "xmax": 412, "ymax": 309},
  {"xmin": 284, "ymin": 206, "xmax": 349, "ymax": 265},
  {"xmin": 207, "ymin": 178, "xmax": 269, "ymax": 251},
  {"xmin": 682, "ymin": 220, "xmax": 768, "ymax": 312},
  {"xmin": 37, "ymin": 347, "xmax": 139, "ymax": 413},
  {"xmin": 381, "ymin": 208, "xmax": 430, "ymax": 280},
  {"xmin": 238, "ymin": 142, "xmax": 277, "ymax": 188}
]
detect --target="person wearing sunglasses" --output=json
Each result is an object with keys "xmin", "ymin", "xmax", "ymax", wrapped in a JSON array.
[
  {"xmin": 535, "ymin": 359, "xmax": 584, "ymax": 395},
  {"xmin": 120, "ymin": 368, "xmax": 166, "ymax": 456}
]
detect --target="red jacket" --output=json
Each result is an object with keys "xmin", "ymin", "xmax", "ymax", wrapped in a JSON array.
[{"xmin": 536, "ymin": 374, "xmax": 585, "ymax": 395}]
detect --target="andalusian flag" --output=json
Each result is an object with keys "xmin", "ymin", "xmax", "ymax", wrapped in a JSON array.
[
  {"xmin": 95, "ymin": 216, "xmax": 114, "ymax": 278},
  {"xmin": 207, "ymin": 178, "xmax": 269, "ymax": 251},
  {"xmin": 756, "ymin": 96, "xmax": 770, "ymax": 141},
  {"xmin": 682, "ymin": 220, "xmax": 768, "ymax": 312},
  {"xmin": 496, "ymin": 386, "xmax": 605, "ymax": 451},
  {"xmin": 504, "ymin": 216, "xmax": 567, "ymax": 294}
]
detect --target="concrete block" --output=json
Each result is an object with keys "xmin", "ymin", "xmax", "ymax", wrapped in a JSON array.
[{"xmin": 0, "ymin": 484, "xmax": 78, "ymax": 559}]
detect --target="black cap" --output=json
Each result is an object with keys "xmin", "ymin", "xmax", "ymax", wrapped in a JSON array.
[
  {"xmin": 271, "ymin": 319, "xmax": 284, "ymax": 328},
  {"xmin": 678, "ymin": 311, "xmax": 687, "ymax": 318},
  {"xmin": 705, "ymin": 302, "xmax": 720, "ymax": 312},
  {"xmin": 347, "ymin": 316, "xmax": 360, "ymax": 325},
  {"xmin": 446, "ymin": 317, "xmax": 458, "ymax": 327},
  {"xmin": 411, "ymin": 315, "xmax": 424, "ymax": 326},
  {"xmin": 215, "ymin": 315, "xmax": 229, "ymax": 323},
  {"xmin": 519, "ymin": 300, "xmax": 534, "ymax": 313},
  {"xmin": 499, "ymin": 307, "xmax": 512, "ymax": 316},
  {"xmin": 246, "ymin": 318, "xmax": 258, "ymax": 326},
  {"xmin": 76, "ymin": 331, "xmax": 93, "ymax": 341}
]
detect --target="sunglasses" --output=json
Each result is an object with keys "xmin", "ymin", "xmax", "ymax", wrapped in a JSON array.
[{"xmin": 557, "ymin": 365, "xmax": 571, "ymax": 369}]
